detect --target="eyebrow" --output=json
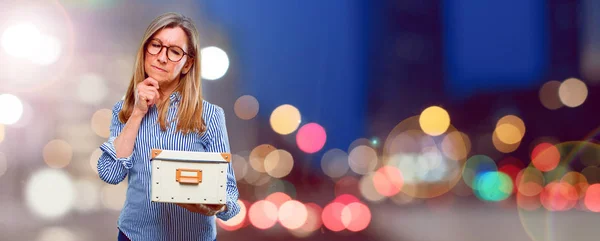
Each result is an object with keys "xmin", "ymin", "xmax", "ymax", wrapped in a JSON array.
[{"xmin": 150, "ymin": 38, "xmax": 185, "ymax": 50}]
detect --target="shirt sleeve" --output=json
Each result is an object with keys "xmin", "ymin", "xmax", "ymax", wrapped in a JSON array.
[
  {"xmin": 97, "ymin": 101, "xmax": 133, "ymax": 185},
  {"xmin": 203, "ymin": 106, "xmax": 241, "ymax": 221}
]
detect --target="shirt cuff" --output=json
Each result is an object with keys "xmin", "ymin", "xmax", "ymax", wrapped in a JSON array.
[
  {"xmin": 99, "ymin": 136, "xmax": 134, "ymax": 170},
  {"xmin": 216, "ymin": 199, "xmax": 240, "ymax": 221}
]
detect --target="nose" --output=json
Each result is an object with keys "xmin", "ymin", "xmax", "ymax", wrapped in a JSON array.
[{"xmin": 157, "ymin": 46, "xmax": 168, "ymax": 64}]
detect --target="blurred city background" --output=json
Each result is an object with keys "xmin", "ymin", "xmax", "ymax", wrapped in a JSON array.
[{"xmin": 0, "ymin": 0, "xmax": 599, "ymax": 240}]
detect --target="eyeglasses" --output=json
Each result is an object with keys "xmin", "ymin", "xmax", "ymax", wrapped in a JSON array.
[{"xmin": 145, "ymin": 39, "xmax": 190, "ymax": 62}]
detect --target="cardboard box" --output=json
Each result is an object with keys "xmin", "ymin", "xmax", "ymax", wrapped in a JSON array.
[{"xmin": 150, "ymin": 149, "xmax": 230, "ymax": 205}]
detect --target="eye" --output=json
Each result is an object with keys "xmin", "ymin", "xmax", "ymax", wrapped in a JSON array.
[{"xmin": 170, "ymin": 49, "xmax": 183, "ymax": 56}]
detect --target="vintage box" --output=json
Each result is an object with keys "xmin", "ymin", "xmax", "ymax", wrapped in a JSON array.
[{"xmin": 150, "ymin": 149, "xmax": 230, "ymax": 205}]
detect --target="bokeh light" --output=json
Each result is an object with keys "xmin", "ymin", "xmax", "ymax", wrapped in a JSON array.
[
  {"xmin": 77, "ymin": 73, "xmax": 109, "ymax": 105},
  {"xmin": 31, "ymin": 34, "xmax": 62, "ymax": 65},
  {"xmin": 321, "ymin": 149, "xmax": 350, "ymax": 178},
  {"xmin": 348, "ymin": 145, "xmax": 378, "ymax": 175},
  {"xmin": 89, "ymin": 148, "xmax": 102, "ymax": 174},
  {"xmin": 248, "ymin": 200, "xmax": 278, "ymax": 230},
  {"xmin": 270, "ymin": 104, "xmax": 301, "ymax": 135},
  {"xmin": 201, "ymin": 46, "xmax": 230, "ymax": 80},
  {"xmin": 462, "ymin": 155, "xmax": 497, "ymax": 189},
  {"xmin": 259, "ymin": 179, "xmax": 297, "ymax": 200},
  {"xmin": 472, "ymin": 171, "xmax": 513, "ymax": 202},
  {"xmin": 1, "ymin": 22, "xmax": 40, "ymax": 58},
  {"xmin": 73, "ymin": 179, "xmax": 100, "ymax": 212},
  {"xmin": 335, "ymin": 194, "xmax": 361, "ymax": 205},
  {"xmin": 0, "ymin": 93, "xmax": 24, "ymax": 125},
  {"xmin": 531, "ymin": 143, "xmax": 560, "ymax": 172},
  {"xmin": 279, "ymin": 200, "xmax": 308, "ymax": 230},
  {"xmin": 101, "ymin": 182, "xmax": 127, "ymax": 211},
  {"xmin": 558, "ymin": 77, "xmax": 588, "ymax": 108},
  {"xmin": 231, "ymin": 154, "xmax": 249, "ymax": 181},
  {"xmin": 334, "ymin": 176, "xmax": 361, "ymax": 198},
  {"xmin": 372, "ymin": 165, "xmax": 404, "ymax": 197},
  {"xmin": 264, "ymin": 149, "xmax": 294, "ymax": 178},
  {"xmin": 348, "ymin": 138, "xmax": 374, "ymax": 153},
  {"xmin": 419, "ymin": 106, "xmax": 450, "ymax": 136},
  {"xmin": 495, "ymin": 115, "xmax": 525, "ymax": 145},
  {"xmin": 516, "ymin": 167, "xmax": 545, "ymax": 197},
  {"xmin": 540, "ymin": 181, "xmax": 578, "ymax": 211},
  {"xmin": 25, "ymin": 169, "xmax": 75, "ymax": 219},
  {"xmin": 91, "ymin": 109, "xmax": 112, "ymax": 138},
  {"xmin": 359, "ymin": 172, "xmax": 386, "ymax": 202},
  {"xmin": 249, "ymin": 144, "xmax": 276, "ymax": 173},
  {"xmin": 234, "ymin": 95, "xmax": 259, "ymax": 120},
  {"xmin": 289, "ymin": 203, "xmax": 322, "ymax": 237},
  {"xmin": 243, "ymin": 167, "xmax": 271, "ymax": 186},
  {"xmin": 0, "ymin": 124, "xmax": 4, "ymax": 143},
  {"xmin": 36, "ymin": 226, "xmax": 77, "ymax": 241},
  {"xmin": 441, "ymin": 131, "xmax": 471, "ymax": 161},
  {"xmin": 341, "ymin": 202, "xmax": 371, "ymax": 232},
  {"xmin": 560, "ymin": 172, "xmax": 589, "ymax": 199},
  {"xmin": 0, "ymin": 152, "xmax": 7, "ymax": 178},
  {"xmin": 296, "ymin": 123, "xmax": 327, "ymax": 154},
  {"xmin": 492, "ymin": 130, "xmax": 521, "ymax": 153},
  {"xmin": 217, "ymin": 200, "xmax": 248, "ymax": 231},
  {"xmin": 383, "ymin": 116, "xmax": 467, "ymax": 199},
  {"xmin": 265, "ymin": 192, "xmax": 292, "ymax": 209},
  {"xmin": 42, "ymin": 139, "xmax": 73, "ymax": 168},
  {"xmin": 498, "ymin": 156, "xmax": 525, "ymax": 194},
  {"xmin": 584, "ymin": 184, "xmax": 600, "ymax": 212},
  {"xmin": 321, "ymin": 202, "xmax": 346, "ymax": 232},
  {"xmin": 539, "ymin": 80, "xmax": 563, "ymax": 110}
]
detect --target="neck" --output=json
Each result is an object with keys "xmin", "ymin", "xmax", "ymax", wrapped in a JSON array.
[{"xmin": 159, "ymin": 79, "xmax": 180, "ymax": 101}]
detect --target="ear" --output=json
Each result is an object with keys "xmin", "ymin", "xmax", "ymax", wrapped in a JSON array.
[{"xmin": 181, "ymin": 57, "xmax": 194, "ymax": 75}]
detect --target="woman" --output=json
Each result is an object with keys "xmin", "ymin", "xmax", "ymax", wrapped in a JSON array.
[{"xmin": 97, "ymin": 12, "xmax": 240, "ymax": 241}]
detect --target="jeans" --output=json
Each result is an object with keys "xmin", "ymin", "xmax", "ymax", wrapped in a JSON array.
[{"xmin": 118, "ymin": 230, "xmax": 130, "ymax": 241}]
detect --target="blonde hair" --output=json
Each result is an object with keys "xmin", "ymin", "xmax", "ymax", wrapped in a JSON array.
[{"xmin": 119, "ymin": 12, "xmax": 206, "ymax": 134}]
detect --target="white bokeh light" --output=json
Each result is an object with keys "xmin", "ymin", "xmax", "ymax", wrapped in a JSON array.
[
  {"xmin": 25, "ymin": 169, "xmax": 75, "ymax": 220},
  {"xmin": 36, "ymin": 226, "xmax": 77, "ymax": 241},
  {"xmin": 201, "ymin": 46, "xmax": 229, "ymax": 80},
  {"xmin": 0, "ymin": 152, "xmax": 7, "ymax": 178},
  {"xmin": 1, "ymin": 23, "xmax": 41, "ymax": 58},
  {"xmin": 31, "ymin": 34, "xmax": 62, "ymax": 65},
  {"xmin": 77, "ymin": 73, "xmax": 109, "ymax": 105},
  {"xmin": 74, "ymin": 179, "xmax": 100, "ymax": 212},
  {"xmin": 0, "ymin": 94, "xmax": 24, "ymax": 125}
]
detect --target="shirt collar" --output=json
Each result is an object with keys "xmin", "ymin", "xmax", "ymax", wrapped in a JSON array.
[{"xmin": 169, "ymin": 91, "xmax": 182, "ymax": 103}]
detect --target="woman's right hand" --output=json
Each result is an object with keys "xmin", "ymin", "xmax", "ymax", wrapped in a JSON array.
[{"xmin": 133, "ymin": 77, "xmax": 161, "ymax": 117}]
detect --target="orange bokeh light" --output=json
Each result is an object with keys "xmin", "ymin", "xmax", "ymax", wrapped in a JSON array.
[
  {"xmin": 531, "ymin": 143, "xmax": 560, "ymax": 172},
  {"xmin": 373, "ymin": 166, "xmax": 404, "ymax": 197}
]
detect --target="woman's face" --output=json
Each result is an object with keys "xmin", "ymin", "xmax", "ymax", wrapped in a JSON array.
[{"xmin": 144, "ymin": 26, "xmax": 193, "ymax": 86}]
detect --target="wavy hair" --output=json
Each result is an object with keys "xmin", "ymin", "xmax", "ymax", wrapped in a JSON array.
[{"xmin": 119, "ymin": 12, "xmax": 205, "ymax": 134}]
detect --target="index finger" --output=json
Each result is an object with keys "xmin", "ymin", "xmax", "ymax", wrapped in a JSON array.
[{"xmin": 144, "ymin": 78, "xmax": 160, "ymax": 89}]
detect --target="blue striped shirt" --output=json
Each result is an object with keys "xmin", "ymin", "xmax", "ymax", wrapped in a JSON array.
[{"xmin": 97, "ymin": 92, "xmax": 240, "ymax": 241}]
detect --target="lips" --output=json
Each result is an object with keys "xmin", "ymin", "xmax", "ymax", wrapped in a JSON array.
[{"xmin": 152, "ymin": 65, "xmax": 167, "ymax": 72}]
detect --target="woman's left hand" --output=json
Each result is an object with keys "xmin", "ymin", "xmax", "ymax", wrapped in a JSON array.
[{"xmin": 177, "ymin": 203, "xmax": 226, "ymax": 216}]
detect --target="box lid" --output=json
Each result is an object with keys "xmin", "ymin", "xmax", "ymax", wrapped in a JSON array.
[{"xmin": 151, "ymin": 149, "xmax": 231, "ymax": 163}]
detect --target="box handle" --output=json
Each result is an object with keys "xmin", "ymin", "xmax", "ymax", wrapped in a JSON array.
[{"xmin": 176, "ymin": 168, "xmax": 202, "ymax": 184}]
